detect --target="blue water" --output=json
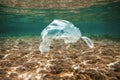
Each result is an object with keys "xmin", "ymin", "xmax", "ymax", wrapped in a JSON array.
[{"xmin": 0, "ymin": 2, "xmax": 120, "ymax": 38}]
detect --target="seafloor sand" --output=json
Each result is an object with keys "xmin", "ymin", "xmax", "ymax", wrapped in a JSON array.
[{"xmin": 0, "ymin": 36, "xmax": 120, "ymax": 80}]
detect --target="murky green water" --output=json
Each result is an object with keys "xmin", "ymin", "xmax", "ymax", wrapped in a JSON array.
[{"xmin": 0, "ymin": 2, "xmax": 120, "ymax": 38}]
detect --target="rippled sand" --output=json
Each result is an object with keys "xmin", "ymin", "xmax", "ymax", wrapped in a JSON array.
[{"xmin": 0, "ymin": 36, "xmax": 120, "ymax": 80}]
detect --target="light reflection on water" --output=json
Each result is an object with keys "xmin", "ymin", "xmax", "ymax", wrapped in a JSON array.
[{"xmin": 0, "ymin": 2, "xmax": 120, "ymax": 38}]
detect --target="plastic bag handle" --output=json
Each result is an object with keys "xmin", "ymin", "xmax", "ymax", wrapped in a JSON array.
[{"xmin": 81, "ymin": 36, "xmax": 94, "ymax": 48}]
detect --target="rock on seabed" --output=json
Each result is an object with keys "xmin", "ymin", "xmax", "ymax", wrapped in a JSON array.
[{"xmin": 0, "ymin": 37, "xmax": 120, "ymax": 80}]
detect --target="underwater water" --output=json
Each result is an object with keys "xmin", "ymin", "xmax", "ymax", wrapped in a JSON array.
[
  {"xmin": 0, "ymin": 1, "xmax": 120, "ymax": 79},
  {"xmin": 0, "ymin": 1, "xmax": 120, "ymax": 38}
]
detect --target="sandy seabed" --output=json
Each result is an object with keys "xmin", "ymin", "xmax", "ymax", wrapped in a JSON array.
[{"xmin": 0, "ymin": 36, "xmax": 120, "ymax": 80}]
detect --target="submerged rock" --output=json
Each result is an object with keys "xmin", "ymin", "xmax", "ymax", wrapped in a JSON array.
[{"xmin": 0, "ymin": 37, "xmax": 120, "ymax": 80}]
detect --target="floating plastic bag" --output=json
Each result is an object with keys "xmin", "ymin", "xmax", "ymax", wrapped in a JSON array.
[{"xmin": 39, "ymin": 19, "xmax": 94, "ymax": 54}]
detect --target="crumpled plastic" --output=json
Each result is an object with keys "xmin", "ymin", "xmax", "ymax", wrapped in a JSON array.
[{"xmin": 39, "ymin": 19, "xmax": 94, "ymax": 54}]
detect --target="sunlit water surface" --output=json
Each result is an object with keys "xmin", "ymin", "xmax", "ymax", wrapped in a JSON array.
[{"xmin": 0, "ymin": 2, "xmax": 120, "ymax": 39}]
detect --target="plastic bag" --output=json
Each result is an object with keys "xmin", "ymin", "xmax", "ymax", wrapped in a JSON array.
[{"xmin": 39, "ymin": 19, "xmax": 94, "ymax": 54}]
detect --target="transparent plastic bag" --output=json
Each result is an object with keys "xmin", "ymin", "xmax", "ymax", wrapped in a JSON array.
[{"xmin": 39, "ymin": 19, "xmax": 94, "ymax": 54}]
